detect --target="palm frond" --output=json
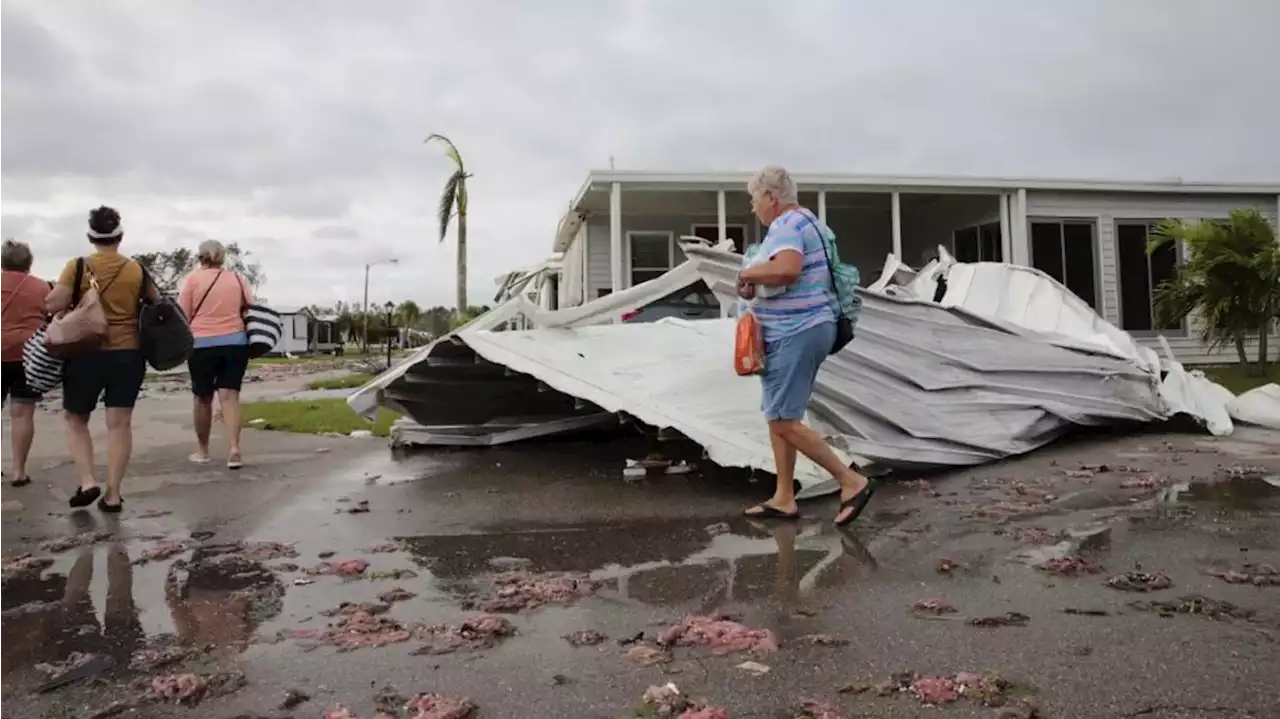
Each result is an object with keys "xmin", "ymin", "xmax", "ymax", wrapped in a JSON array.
[
  {"xmin": 424, "ymin": 133, "xmax": 464, "ymax": 171},
  {"xmin": 437, "ymin": 172, "xmax": 461, "ymax": 242}
]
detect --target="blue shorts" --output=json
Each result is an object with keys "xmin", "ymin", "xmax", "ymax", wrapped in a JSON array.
[{"xmin": 760, "ymin": 321, "xmax": 835, "ymax": 421}]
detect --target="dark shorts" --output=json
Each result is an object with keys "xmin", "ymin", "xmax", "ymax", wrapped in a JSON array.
[
  {"xmin": 63, "ymin": 350, "xmax": 146, "ymax": 415},
  {"xmin": 188, "ymin": 344, "xmax": 250, "ymax": 398},
  {"xmin": 1, "ymin": 360, "xmax": 42, "ymax": 404}
]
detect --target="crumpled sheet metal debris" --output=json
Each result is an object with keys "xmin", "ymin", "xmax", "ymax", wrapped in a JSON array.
[{"xmin": 351, "ymin": 243, "xmax": 1234, "ymax": 496}]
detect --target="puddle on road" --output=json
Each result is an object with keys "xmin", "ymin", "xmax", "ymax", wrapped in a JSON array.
[
  {"xmin": 3, "ymin": 517, "xmax": 877, "ymax": 684},
  {"xmin": 1158, "ymin": 473, "xmax": 1280, "ymax": 509},
  {"xmin": 401, "ymin": 517, "xmax": 875, "ymax": 607}
]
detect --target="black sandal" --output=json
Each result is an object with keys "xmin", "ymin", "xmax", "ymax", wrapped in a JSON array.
[
  {"xmin": 69, "ymin": 486, "xmax": 102, "ymax": 508},
  {"xmin": 743, "ymin": 503, "xmax": 801, "ymax": 520},
  {"xmin": 9, "ymin": 476, "xmax": 32, "ymax": 487},
  {"xmin": 97, "ymin": 497, "xmax": 124, "ymax": 513},
  {"xmin": 834, "ymin": 480, "xmax": 876, "ymax": 527}
]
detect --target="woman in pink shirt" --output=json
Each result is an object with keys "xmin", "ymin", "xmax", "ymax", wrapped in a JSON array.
[
  {"xmin": 177, "ymin": 240, "xmax": 255, "ymax": 469},
  {"xmin": 1, "ymin": 240, "xmax": 52, "ymax": 486}
]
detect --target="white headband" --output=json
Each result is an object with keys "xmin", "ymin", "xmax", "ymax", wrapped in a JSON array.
[{"xmin": 87, "ymin": 227, "xmax": 123, "ymax": 240}]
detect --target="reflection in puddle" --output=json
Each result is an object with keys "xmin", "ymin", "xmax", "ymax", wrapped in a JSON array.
[
  {"xmin": 400, "ymin": 517, "xmax": 876, "ymax": 611},
  {"xmin": 2, "ymin": 541, "xmax": 285, "ymax": 681},
  {"xmin": 1159, "ymin": 473, "xmax": 1280, "ymax": 509}
]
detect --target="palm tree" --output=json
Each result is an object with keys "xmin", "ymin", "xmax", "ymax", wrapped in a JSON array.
[
  {"xmin": 1148, "ymin": 209, "xmax": 1279, "ymax": 373},
  {"xmin": 425, "ymin": 133, "xmax": 470, "ymax": 312},
  {"xmin": 395, "ymin": 300, "xmax": 423, "ymax": 329}
]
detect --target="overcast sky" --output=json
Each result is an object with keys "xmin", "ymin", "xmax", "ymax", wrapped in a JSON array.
[{"xmin": 4, "ymin": 0, "xmax": 1277, "ymax": 309}]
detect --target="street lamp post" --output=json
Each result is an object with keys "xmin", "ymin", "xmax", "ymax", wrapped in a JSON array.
[
  {"xmin": 362, "ymin": 258, "xmax": 398, "ymax": 354},
  {"xmin": 384, "ymin": 301, "xmax": 395, "ymax": 370}
]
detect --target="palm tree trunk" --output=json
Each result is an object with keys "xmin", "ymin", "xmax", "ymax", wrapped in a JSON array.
[
  {"xmin": 1235, "ymin": 336, "xmax": 1249, "ymax": 366},
  {"xmin": 456, "ymin": 208, "xmax": 468, "ymax": 313},
  {"xmin": 1257, "ymin": 318, "xmax": 1270, "ymax": 375}
]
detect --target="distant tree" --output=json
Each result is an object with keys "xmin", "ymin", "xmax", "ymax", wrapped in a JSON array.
[
  {"xmin": 134, "ymin": 242, "xmax": 265, "ymax": 295},
  {"xmin": 449, "ymin": 304, "xmax": 492, "ymax": 330},
  {"xmin": 422, "ymin": 305, "xmax": 454, "ymax": 337},
  {"xmin": 424, "ymin": 133, "xmax": 470, "ymax": 312},
  {"xmin": 395, "ymin": 300, "xmax": 423, "ymax": 328},
  {"xmin": 1148, "ymin": 209, "xmax": 1279, "ymax": 373}
]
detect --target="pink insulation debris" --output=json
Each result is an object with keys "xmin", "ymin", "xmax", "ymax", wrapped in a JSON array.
[
  {"xmin": 911, "ymin": 676, "xmax": 959, "ymax": 703},
  {"xmin": 133, "ymin": 541, "xmax": 190, "ymax": 565},
  {"xmin": 307, "ymin": 558, "xmax": 370, "ymax": 576},
  {"xmin": 405, "ymin": 693, "xmax": 478, "ymax": 719},
  {"xmin": 911, "ymin": 598, "xmax": 956, "ymax": 615},
  {"xmin": 239, "ymin": 541, "xmax": 299, "ymax": 561},
  {"xmin": 144, "ymin": 672, "xmax": 245, "ymax": 705},
  {"xmin": 324, "ymin": 705, "xmax": 359, "ymax": 719},
  {"xmin": 478, "ymin": 572, "xmax": 597, "ymax": 613},
  {"xmin": 39, "ymin": 531, "xmax": 113, "ymax": 553},
  {"xmin": 658, "ymin": 615, "xmax": 778, "ymax": 656},
  {"xmin": 1035, "ymin": 556, "xmax": 1102, "ymax": 575},
  {"xmin": 320, "ymin": 611, "xmax": 413, "ymax": 650},
  {"xmin": 415, "ymin": 614, "xmax": 516, "ymax": 655}
]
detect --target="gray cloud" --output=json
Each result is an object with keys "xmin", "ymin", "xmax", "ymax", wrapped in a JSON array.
[{"xmin": 3, "ymin": 0, "xmax": 1278, "ymax": 307}]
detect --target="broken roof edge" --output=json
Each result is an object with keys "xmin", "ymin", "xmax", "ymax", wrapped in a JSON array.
[
  {"xmin": 346, "ymin": 260, "xmax": 713, "ymax": 420},
  {"xmin": 576, "ymin": 169, "xmax": 1280, "ymax": 196}
]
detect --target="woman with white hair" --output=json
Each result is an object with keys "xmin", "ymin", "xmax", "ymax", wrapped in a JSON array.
[
  {"xmin": 177, "ymin": 240, "xmax": 254, "ymax": 469},
  {"xmin": 1, "ymin": 239, "xmax": 52, "ymax": 487},
  {"xmin": 738, "ymin": 166, "xmax": 873, "ymax": 526}
]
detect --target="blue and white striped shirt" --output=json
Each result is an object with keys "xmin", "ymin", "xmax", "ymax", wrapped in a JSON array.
[{"xmin": 744, "ymin": 209, "xmax": 835, "ymax": 343}]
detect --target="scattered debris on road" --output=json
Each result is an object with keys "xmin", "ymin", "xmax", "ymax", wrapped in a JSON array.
[
  {"xmin": 626, "ymin": 645, "xmax": 669, "ymax": 666},
  {"xmin": 39, "ymin": 531, "xmax": 112, "ymax": 553},
  {"xmin": 936, "ymin": 557, "xmax": 963, "ymax": 573},
  {"xmin": 800, "ymin": 633, "xmax": 848, "ymax": 646},
  {"xmin": 563, "ymin": 629, "xmax": 607, "ymax": 646},
  {"xmin": 736, "ymin": 660, "xmax": 770, "ymax": 676},
  {"xmin": 307, "ymin": 558, "xmax": 371, "ymax": 576},
  {"xmin": 1062, "ymin": 608, "xmax": 1110, "ymax": 617},
  {"xmin": 842, "ymin": 670, "xmax": 1034, "ymax": 711},
  {"xmin": 995, "ymin": 526, "xmax": 1067, "ymax": 544},
  {"xmin": 912, "ymin": 598, "xmax": 956, "ymax": 615},
  {"xmin": 144, "ymin": 672, "xmax": 246, "ymax": 706},
  {"xmin": 1127, "ymin": 594, "xmax": 1255, "ymax": 621},
  {"xmin": 2, "ymin": 554, "xmax": 53, "ymax": 580},
  {"xmin": 280, "ymin": 688, "xmax": 311, "ymax": 709},
  {"xmin": 133, "ymin": 540, "xmax": 191, "ymax": 564},
  {"xmin": 657, "ymin": 614, "xmax": 778, "ymax": 656},
  {"xmin": 795, "ymin": 699, "xmax": 842, "ymax": 718},
  {"xmin": 1207, "ymin": 563, "xmax": 1279, "ymax": 586},
  {"xmin": 1105, "ymin": 571, "xmax": 1174, "ymax": 592},
  {"xmin": 1035, "ymin": 556, "xmax": 1103, "ymax": 576},
  {"xmin": 969, "ymin": 612, "xmax": 1030, "ymax": 627},
  {"xmin": 472, "ymin": 571, "xmax": 598, "ymax": 613},
  {"xmin": 405, "ymin": 692, "xmax": 479, "ymax": 719},
  {"xmin": 414, "ymin": 614, "xmax": 517, "ymax": 655},
  {"xmin": 378, "ymin": 586, "xmax": 418, "ymax": 603}
]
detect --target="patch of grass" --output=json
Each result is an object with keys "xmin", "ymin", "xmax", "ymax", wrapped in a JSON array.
[
  {"xmin": 242, "ymin": 398, "xmax": 396, "ymax": 437},
  {"xmin": 1199, "ymin": 363, "xmax": 1280, "ymax": 395},
  {"xmin": 305, "ymin": 372, "xmax": 375, "ymax": 391},
  {"xmin": 249, "ymin": 354, "xmax": 344, "ymax": 367}
]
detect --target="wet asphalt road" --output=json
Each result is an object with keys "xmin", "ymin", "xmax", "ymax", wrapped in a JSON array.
[{"xmin": 2, "ymin": 395, "xmax": 1280, "ymax": 719}]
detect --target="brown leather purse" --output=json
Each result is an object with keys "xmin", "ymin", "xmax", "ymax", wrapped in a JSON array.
[{"xmin": 45, "ymin": 258, "xmax": 123, "ymax": 358}]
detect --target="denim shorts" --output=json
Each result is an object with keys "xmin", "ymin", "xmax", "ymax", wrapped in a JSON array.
[{"xmin": 760, "ymin": 320, "xmax": 835, "ymax": 421}]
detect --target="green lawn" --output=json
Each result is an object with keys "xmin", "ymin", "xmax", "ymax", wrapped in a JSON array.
[
  {"xmin": 242, "ymin": 398, "xmax": 397, "ymax": 437},
  {"xmin": 305, "ymin": 372, "xmax": 375, "ymax": 390},
  {"xmin": 249, "ymin": 354, "xmax": 345, "ymax": 367},
  {"xmin": 1199, "ymin": 363, "xmax": 1280, "ymax": 395}
]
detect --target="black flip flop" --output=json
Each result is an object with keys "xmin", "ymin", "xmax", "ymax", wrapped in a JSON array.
[
  {"xmin": 9, "ymin": 475, "xmax": 32, "ymax": 487},
  {"xmin": 743, "ymin": 504, "xmax": 801, "ymax": 520},
  {"xmin": 69, "ymin": 486, "xmax": 102, "ymax": 508},
  {"xmin": 834, "ymin": 481, "xmax": 876, "ymax": 527},
  {"xmin": 97, "ymin": 497, "xmax": 124, "ymax": 514}
]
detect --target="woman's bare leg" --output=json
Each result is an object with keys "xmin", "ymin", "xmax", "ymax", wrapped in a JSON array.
[
  {"xmin": 9, "ymin": 402, "xmax": 36, "ymax": 479},
  {"xmin": 217, "ymin": 389, "xmax": 242, "ymax": 462},
  {"xmin": 192, "ymin": 396, "xmax": 213, "ymax": 459},
  {"xmin": 64, "ymin": 412, "xmax": 97, "ymax": 491},
  {"xmin": 103, "ymin": 407, "xmax": 133, "ymax": 505},
  {"xmin": 771, "ymin": 419, "xmax": 868, "ymax": 523}
]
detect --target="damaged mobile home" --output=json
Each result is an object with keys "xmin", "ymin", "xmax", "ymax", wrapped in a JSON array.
[{"xmin": 348, "ymin": 171, "xmax": 1280, "ymax": 495}]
